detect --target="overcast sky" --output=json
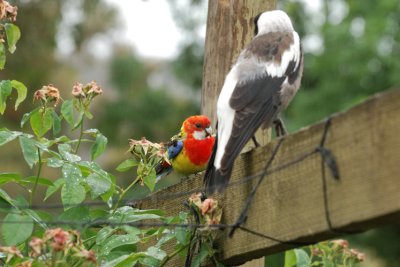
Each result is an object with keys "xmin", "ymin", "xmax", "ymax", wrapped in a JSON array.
[{"xmin": 106, "ymin": 0, "xmax": 184, "ymax": 59}]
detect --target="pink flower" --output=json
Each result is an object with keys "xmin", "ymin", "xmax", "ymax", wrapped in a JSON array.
[
  {"xmin": 72, "ymin": 82, "xmax": 84, "ymax": 97},
  {"xmin": 29, "ymin": 237, "xmax": 44, "ymax": 257}
]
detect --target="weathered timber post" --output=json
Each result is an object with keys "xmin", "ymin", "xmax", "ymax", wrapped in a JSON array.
[
  {"xmin": 200, "ymin": 0, "xmax": 276, "ymax": 265},
  {"xmin": 201, "ymin": 0, "xmax": 276, "ymax": 153}
]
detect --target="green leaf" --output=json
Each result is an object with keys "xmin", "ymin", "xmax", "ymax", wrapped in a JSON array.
[
  {"xmin": 0, "ymin": 172, "xmax": 20, "ymax": 185},
  {"xmin": 86, "ymin": 172, "xmax": 111, "ymax": 199},
  {"xmin": 146, "ymin": 246, "xmax": 166, "ymax": 261},
  {"xmin": 2, "ymin": 212, "xmax": 34, "ymax": 245},
  {"xmin": 58, "ymin": 205, "xmax": 90, "ymax": 222},
  {"xmin": 116, "ymin": 158, "xmax": 139, "ymax": 172},
  {"xmin": 61, "ymin": 164, "xmax": 85, "ymax": 209},
  {"xmin": 24, "ymin": 209, "xmax": 47, "ymax": 229},
  {"xmin": 0, "ymin": 129, "xmax": 21, "ymax": 146},
  {"xmin": 294, "ymin": 249, "xmax": 311, "ymax": 267},
  {"xmin": 30, "ymin": 108, "xmax": 53, "ymax": 137},
  {"xmin": 175, "ymin": 227, "xmax": 189, "ymax": 245},
  {"xmin": 4, "ymin": 23, "xmax": 21, "ymax": 53},
  {"xmin": 111, "ymin": 207, "xmax": 161, "ymax": 223},
  {"xmin": 51, "ymin": 109, "xmax": 61, "ymax": 135},
  {"xmin": 102, "ymin": 234, "xmax": 140, "ymax": 255},
  {"xmin": 58, "ymin": 143, "xmax": 81, "ymax": 162},
  {"xmin": 61, "ymin": 183, "xmax": 86, "ymax": 209},
  {"xmin": 103, "ymin": 254, "xmax": 143, "ymax": 267},
  {"xmin": 285, "ymin": 250, "xmax": 297, "ymax": 267},
  {"xmin": 21, "ymin": 107, "xmax": 40, "ymax": 128},
  {"xmin": 11, "ymin": 80, "xmax": 27, "ymax": 110},
  {"xmin": 19, "ymin": 176, "xmax": 54, "ymax": 186},
  {"xmin": 0, "ymin": 188, "xmax": 16, "ymax": 208},
  {"xmin": 96, "ymin": 226, "xmax": 114, "ymax": 244},
  {"xmin": 192, "ymin": 244, "xmax": 210, "ymax": 267},
  {"xmin": 72, "ymin": 111, "xmax": 84, "ymax": 130},
  {"xmin": 0, "ymin": 80, "xmax": 12, "ymax": 114},
  {"xmin": 44, "ymin": 178, "xmax": 65, "ymax": 201},
  {"xmin": 19, "ymin": 135, "xmax": 39, "ymax": 168},
  {"xmin": 91, "ymin": 133, "xmax": 107, "ymax": 160},
  {"xmin": 0, "ymin": 43, "xmax": 5, "ymax": 70},
  {"xmin": 143, "ymin": 168, "xmax": 156, "ymax": 192},
  {"xmin": 61, "ymin": 100, "xmax": 74, "ymax": 126},
  {"xmin": 47, "ymin": 157, "xmax": 64, "ymax": 168},
  {"xmin": 265, "ymin": 252, "xmax": 285, "ymax": 267}
]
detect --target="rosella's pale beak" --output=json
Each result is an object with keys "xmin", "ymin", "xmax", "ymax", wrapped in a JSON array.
[{"xmin": 205, "ymin": 126, "xmax": 212, "ymax": 137}]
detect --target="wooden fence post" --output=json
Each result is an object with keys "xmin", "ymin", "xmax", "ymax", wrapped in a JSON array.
[{"xmin": 200, "ymin": 0, "xmax": 276, "ymax": 265}]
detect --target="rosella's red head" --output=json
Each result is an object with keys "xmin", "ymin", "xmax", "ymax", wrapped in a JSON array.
[{"xmin": 181, "ymin": 115, "xmax": 213, "ymax": 139}]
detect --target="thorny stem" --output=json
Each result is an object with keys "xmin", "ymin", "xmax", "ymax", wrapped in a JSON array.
[
  {"xmin": 112, "ymin": 176, "xmax": 141, "ymax": 214},
  {"xmin": 74, "ymin": 120, "xmax": 84, "ymax": 154},
  {"xmin": 30, "ymin": 147, "xmax": 42, "ymax": 206},
  {"xmin": 159, "ymin": 243, "xmax": 189, "ymax": 267}
]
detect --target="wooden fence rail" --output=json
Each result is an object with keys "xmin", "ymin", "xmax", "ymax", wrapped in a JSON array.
[{"xmin": 139, "ymin": 88, "xmax": 400, "ymax": 265}]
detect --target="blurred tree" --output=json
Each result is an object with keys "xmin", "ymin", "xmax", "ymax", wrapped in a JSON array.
[
  {"xmin": 99, "ymin": 46, "xmax": 199, "ymax": 144},
  {"xmin": 283, "ymin": 0, "xmax": 400, "ymax": 131}
]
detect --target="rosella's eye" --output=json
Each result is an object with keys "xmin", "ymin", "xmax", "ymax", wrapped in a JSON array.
[{"xmin": 195, "ymin": 123, "xmax": 202, "ymax": 128}]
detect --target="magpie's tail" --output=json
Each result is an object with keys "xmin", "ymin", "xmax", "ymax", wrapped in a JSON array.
[{"xmin": 204, "ymin": 135, "xmax": 232, "ymax": 194}]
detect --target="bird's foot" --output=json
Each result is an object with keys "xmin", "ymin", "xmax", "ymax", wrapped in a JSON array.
[{"xmin": 273, "ymin": 117, "xmax": 287, "ymax": 137}]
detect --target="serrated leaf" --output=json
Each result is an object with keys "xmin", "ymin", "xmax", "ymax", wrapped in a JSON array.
[
  {"xmin": 47, "ymin": 157, "xmax": 64, "ymax": 168},
  {"xmin": 102, "ymin": 234, "xmax": 140, "ymax": 255},
  {"xmin": 61, "ymin": 100, "xmax": 74, "ymax": 126},
  {"xmin": 58, "ymin": 205, "xmax": 90, "ymax": 222},
  {"xmin": 51, "ymin": 109, "xmax": 61, "ymax": 135},
  {"xmin": 96, "ymin": 226, "xmax": 114, "ymax": 244},
  {"xmin": 0, "ymin": 129, "xmax": 22, "ymax": 146},
  {"xmin": 44, "ymin": 178, "xmax": 65, "ymax": 201},
  {"xmin": 2, "ymin": 212, "xmax": 33, "ymax": 245},
  {"xmin": 294, "ymin": 249, "xmax": 311, "ymax": 267},
  {"xmin": 61, "ymin": 183, "xmax": 86, "ymax": 209},
  {"xmin": 30, "ymin": 108, "xmax": 53, "ymax": 137},
  {"xmin": 146, "ymin": 246, "xmax": 166, "ymax": 261},
  {"xmin": 10, "ymin": 80, "xmax": 27, "ymax": 110},
  {"xmin": 143, "ymin": 168, "xmax": 156, "ymax": 192},
  {"xmin": 58, "ymin": 143, "xmax": 81, "ymax": 162},
  {"xmin": 21, "ymin": 107, "xmax": 40, "ymax": 128},
  {"xmin": 86, "ymin": 173, "xmax": 111, "ymax": 199},
  {"xmin": 0, "ymin": 80, "xmax": 12, "ymax": 114},
  {"xmin": 116, "ymin": 159, "xmax": 139, "ymax": 172},
  {"xmin": 4, "ymin": 23, "xmax": 21, "ymax": 53},
  {"xmin": 19, "ymin": 135, "xmax": 39, "ymax": 168},
  {"xmin": 91, "ymin": 133, "xmax": 107, "ymax": 160}
]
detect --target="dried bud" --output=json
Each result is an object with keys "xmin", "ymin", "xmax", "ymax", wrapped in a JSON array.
[
  {"xmin": 76, "ymin": 249, "xmax": 97, "ymax": 264},
  {"xmin": 45, "ymin": 228, "xmax": 70, "ymax": 251},
  {"xmin": 29, "ymin": 237, "xmax": 43, "ymax": 257},
  {"xmin": 87, "ymin": 81, "xmax": 103, "ymax": 96},
  {"xmin": 72, "ymin": 82, "xmax": 84, "ymax": 98},
  {"xmin": 0, "ymin": 1, "xmax": 17, "ymax": 21},
  {"xmin": 356, "ymin": 252, "xmax": 366, "ymax": 262},
  {"xmin": 33, "ymin": 85, "xmax": 61, "ymax": 107},
  {"xmin": 188, "ymin": 193, "xmax": 203, "ymax": 209},
  {"xmin": 331, "ymin": 239, "xmax": 349, "ymax": 249},
  {"xmin": 0, "ymin": 245, "xmax": 23, "ymax": 258},
  {"xmin": 201, "ymin": 198, "xmax": 215, "ymax": 215},
  {"xmin": 311, "ymin": 247, "xmax": 322, "ymax": 256}
]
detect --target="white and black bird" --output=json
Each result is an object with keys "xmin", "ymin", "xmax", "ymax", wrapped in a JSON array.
[{"xmin": 204, "ymin": 10, "xmax": 304, "ymax": 193}]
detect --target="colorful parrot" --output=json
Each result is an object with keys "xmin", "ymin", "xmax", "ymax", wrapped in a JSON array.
[
  {"xmin": 156, "ymin": 115, "xmax": 215, "ymax": 179},
  {"xmin": 204, "ymin": 10, "xmax": 304, "ymax": 193}
]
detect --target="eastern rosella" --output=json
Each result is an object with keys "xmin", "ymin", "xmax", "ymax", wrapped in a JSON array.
[
  {"xmin": 156, "ymin": 115, "xmax": 215, "ymax": 179},
  {"xmin": 204, "ymin": 10, "xmax": 304, "ymax": 193}
]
